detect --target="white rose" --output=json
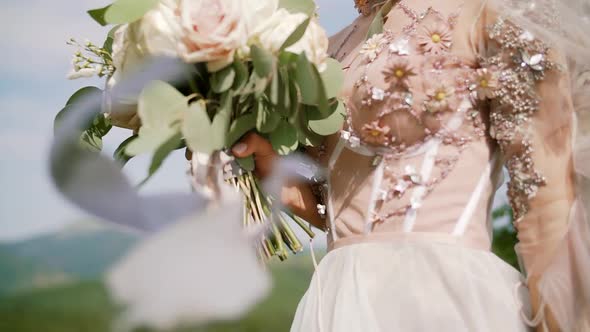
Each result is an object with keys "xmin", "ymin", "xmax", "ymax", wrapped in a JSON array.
[
  {"xmin": 251, "ymin": 9, "xmax": 309, "ymax": 54},
  {"xmin": 109, "ymin": 0, "xmax": 181, "ymax": 89},
  {"xmin": 286, "ymin": 19, "xmax": 329, "ymax": 72},
  {"xmin": 177, "ymin": 0, "xmax": 248, "ymax": 72},
  {"xmin": 249, "ymin": 10, "xmax": 329, "ymax": 72},
  {"xmin": 243, "ymin": 0, "xmax": 279, "ymax": 35}
]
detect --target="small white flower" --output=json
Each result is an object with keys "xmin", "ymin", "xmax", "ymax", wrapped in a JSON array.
[
  {"xmin": 360, "ymin": 33, "xmax": 386, "ymax": 62},
  {"xmin": 67, "ymin": 67, "xmax": 99, "ymax": 80}
]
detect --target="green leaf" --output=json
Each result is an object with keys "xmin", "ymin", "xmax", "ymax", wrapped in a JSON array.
[
  {"xmin": 80, "ymin": 130, "xmax": 103, "ymax": 152},
  {"xmin": 126, "ymin": 126, "xmax": 178, "ymax": 156},
  {"xmin": 227, "ymin": 113, "xmax": 256, "ymax": 147},
  {"xmin": 210, "ymin": 93, "xmax": 233, "ymax": 150},
  {"xmin": 88, "ymin": 5, "xmax": 110, "ymax": 26},
  {"xmin": 211, "ymin": 66, "xmax": 236, "ymax": 93},
  {"xmin": 280, "ymin": 18, "xmax": 311, "ymax": 50},
  {"xmin": 251, "ymin": 45, "xmax": 274, "ymax": 78},
  {"xmin": 366, "ymin": 0, "xmax": 394, "ymax": 40},
  {"xmin": 277, "ymin": 67, "xmax": 292, "ymax": 116},
  {"xmin": 294, "ymin": 105, "xmax": 323, "ymax": 147},
  {"xmin": 267, "ymin": 67, "xmax": 280, "ymax": 106},
  {"xmin": 236, "ymin": 156, "xmax": 255, "ymax": 172},
  {"xmin": 308, "ymin": 101, "xmax": 346, "ymax": 135},
  {"xmin": 140, "ymin": 131, "xmax": 183, "ymax": 186},
  {"xmin": 279, "ymin": 0, "xmax": 315, "ymax": 15},
  {"xmin": 270, "ymin": 120, "xmax": 298, "ymax": 155},
  {"xmin": 319, "ymin": 58, "xmax": 345, "ymax": 99},
  {"xmin": 66, "ymin": 86, "xmax": 103, "ymax": 106},
  {"xmin": 294, "ymin": 54, "xmax": 320, "ymax": 105},
  {"xmin": 138, "ymin": 80, "xmax": 187, "ymax": 128},
  {"xmin": 125, "ymin": 81, "xmax": 187, "ymax": 156},
  {"xmin": 232, "ymin": 60, "xmax": 249, "ymax": 91},
  {"xmin": 182, "ymin": 100, "xmax": 216, "ymax": 154},
  {"xmin": 113, "ymin": 135, "xmax": 137, "ymax": 166},
  {"xmin": 256, "ymin": 101, "xmax": 281, "ymax": 133},
  {"xmin": 103, "ymin": 0, "xmax": 160, "ymax": 24},
  {"xmin": 55, "ymin": 86, "xmax": 112, "ymax": 152},
  {"xmin": 103, "ymin": 25, "xmax": 121, "ymax": 54}
]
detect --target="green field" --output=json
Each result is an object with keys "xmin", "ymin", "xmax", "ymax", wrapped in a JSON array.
[
  {"xmin": 0, "ymin": 253, "xmax": 315, "ymax": 332},
  {"xmin": 0, "ymin": 220, "xmax": 518, "ymax": 332}
]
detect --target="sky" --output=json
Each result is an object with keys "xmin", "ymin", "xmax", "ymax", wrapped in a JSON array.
[{"xmin": 0, "ymin": 0, "xmax": 358, "ymax": 242}]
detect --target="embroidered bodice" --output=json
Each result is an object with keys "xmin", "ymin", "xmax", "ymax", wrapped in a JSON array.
[{"xmin": 319, "ymin": 0, "xmax": 574, "ymax": 254}]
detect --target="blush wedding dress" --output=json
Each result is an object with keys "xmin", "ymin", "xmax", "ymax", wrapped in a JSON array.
[{"xmin": 290, "ymin": 0, "xmax": 590, "ymax": 331}]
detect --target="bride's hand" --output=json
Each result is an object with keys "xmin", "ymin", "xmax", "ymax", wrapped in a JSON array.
[{"xmin": 231, "ymin": 132, "xmax": 277, "ymax": 179}]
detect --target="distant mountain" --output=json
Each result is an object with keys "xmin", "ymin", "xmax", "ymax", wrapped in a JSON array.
[{"xmin": 0, "ymin": 221, "xmax": 138, "ymax": 295}]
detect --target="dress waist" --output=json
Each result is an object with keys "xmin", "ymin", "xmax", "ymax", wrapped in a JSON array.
[{"xmin": 328, "ymin": 231, "xmax": 491, "ymax": 252}]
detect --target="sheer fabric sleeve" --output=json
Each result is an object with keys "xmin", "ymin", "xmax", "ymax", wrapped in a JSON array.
[{"xmin": 478, "ymin": 6, "xmax": 590, "ymax": 332}]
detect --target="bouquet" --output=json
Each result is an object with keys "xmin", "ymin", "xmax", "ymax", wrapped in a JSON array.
[{"xmin": 58, "ymin": 0, "xmax": 345, "ymax": 261}]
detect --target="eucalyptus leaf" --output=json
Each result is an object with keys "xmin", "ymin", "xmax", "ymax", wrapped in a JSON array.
[
  {"xmin": 210, "ymin": 93, "xmax": 233, "ymax": 150},
  {"xmin": 256, "ymin": 101, "xmax": 281, "ymax": 133},
  {"xmin": 277, "ymin": 67, "xmax": 292, "ymax": 116},
  {"xmin": 267, "ymin": 67, "xmax": 280, "ymax": 106},
  {"xmin": 139, "ymin": 131, "xmax": 183, "ymax": 186},
  {"xmin": 125, "ymin": 126, "xmax": 179, "ymax": 156},
  {"xmin": 182, "ymin": 100, "xmax": 215, "ymax": 154},
  {"xmin": 211, "ymin": 66, "xmax": 236, "ymax": 93},
  {"xmin": 66, "ymin": 86, "xmax": 103, "ymax": 106},
  {"xmin": 280, "ymin": 18, "xmax": 311, "ymax": 50},
  {"xmin": 114, "ymin": 135, "xmax": 137, "ymax": 166},
  {"xmin": 103, "ymin": 25, "xmax": 120, "ymax": 54},
  {"xmin": 232, "ymin": 60, "xmax": 249, "ymax": 91},
  {"xmin": 270, "ymin": 120, "xmax": 298, "ymax": 155},
  {"xmin": 319, "ymin": 58, "xmax": 345, "ymax": 99},
  {"xmin": 294, "ymin": 106, "xmax": 323, "ymax": 147},
  {"xmin": 104, "ymin": 0, "xmax": 160, "ymax": 25},
  {"xmin": 294, "ymin": 54, "xmax": 319, "ymax": 105},
  {"xmin": 251, "ymin": 45, "xmax": 274, "ymax": 78},
  {"xmin": 366, "ymin": 0, "xmax": 394, "ymax": 39},
  {"xmin": 236, "ymin": 156, "xmax": 255, "ymax": 172},
  {"xmin": 279, "ymin": 0, "xmax": 315, "ymax": 15},
  {"xmin": 88, "ymin": 5, "xmax": 110, "ymax": 26},
  {"xmin": 80, "ymin": 130, "xmax": 103, "ymax": 152},
  {"xmin": 227, "ymin": 113, "xmax": 256, "ymax": 147},
  {"xmin": 138, "ymin": 80, "xmax": 187, "ymax": 128},
  {"xmin": 308, "ymin": 101, "xmax": 346, "ymax": 135}
]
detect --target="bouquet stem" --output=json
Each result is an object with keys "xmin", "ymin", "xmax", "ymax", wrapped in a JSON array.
[{"xmin": 232, "ymin": 171, "xmax": 314, "ymax": 261}]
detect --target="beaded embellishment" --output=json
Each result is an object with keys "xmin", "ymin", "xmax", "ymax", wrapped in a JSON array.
[{"xmin": 481, "ymin": 17, "xmax": 560, "ymax": 222}]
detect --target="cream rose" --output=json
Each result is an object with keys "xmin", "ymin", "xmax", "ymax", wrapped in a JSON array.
[
  {"xmin": 109, "ymin": 0, "xmax": 181, "ymax": 89},
  {"xmin": 286, "ymin": 19, "xmax": 329, "ymax": 72},
  {"xmin": 249, "ymin": 10, "xmax": 329, "ymax": 72},
  {"xmin": 177, "ymin": 0, "xmax": 248, "ymax": 72},
  {"xmin": 251, "ymin": 9, "xmax": 308, "ymax": 54}
]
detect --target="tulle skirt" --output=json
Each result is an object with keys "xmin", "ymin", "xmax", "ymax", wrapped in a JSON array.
[{"xmin": 290, "ymin": 240, "xmax": 532, "ymax": 332}]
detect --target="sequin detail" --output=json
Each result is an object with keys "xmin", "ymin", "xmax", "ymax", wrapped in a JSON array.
[{"xmin": 482, "ymin": 17, "xmax": 560, "ymax": 222}]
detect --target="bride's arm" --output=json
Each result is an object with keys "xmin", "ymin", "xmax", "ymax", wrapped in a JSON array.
[
  {"xmin": 478, "ymin": 10, "xmax": 579, "ymax": 331},
  {"xmin": 232, "ymin": 132, "xmax": 326, "ymax": 230}
]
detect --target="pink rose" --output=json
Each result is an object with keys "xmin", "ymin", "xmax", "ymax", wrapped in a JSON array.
[{"xmin": 178, "ymin": 0, "xmax": 248, "ymax": 71}]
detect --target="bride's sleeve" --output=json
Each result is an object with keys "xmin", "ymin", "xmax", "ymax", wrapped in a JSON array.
[{"xmin": 478, "ymin": 9, "xmax": 590, "ymax": 332}]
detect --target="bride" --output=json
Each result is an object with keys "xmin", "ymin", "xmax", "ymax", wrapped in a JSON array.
[{"xmin": 233, "ymin": 0, "xmax": 590, "ymax": 331}]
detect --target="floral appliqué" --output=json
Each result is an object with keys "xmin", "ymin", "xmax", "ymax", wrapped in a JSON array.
[
  {"xmin": 417, "ymin": 22, "xmax": 453, "ymax": 55},
  {"xmin": 382, "ymin": 59, "xmax": 417, "ymax": 88},
  {"xmin": 361, "ymin": 121, "xmax": 392, "ymax": 145},
  {"xmin": 361, "ymin": 33, "xmax": 387, "ymax": 62}
]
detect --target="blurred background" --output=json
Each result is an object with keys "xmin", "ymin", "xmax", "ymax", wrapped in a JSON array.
[{"xmin": 0, "ymin": 1, "xmax": 517, "ymax": 331}]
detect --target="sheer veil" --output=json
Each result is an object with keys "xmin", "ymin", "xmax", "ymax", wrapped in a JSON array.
[{"xmin": 479, "ymin": 0, "xmax": 590, "ymax": 330}]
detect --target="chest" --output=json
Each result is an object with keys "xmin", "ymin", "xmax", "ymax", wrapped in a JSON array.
[{"xmin": 332, "ymin": 1, "xmax": 490, "ymax": 156}]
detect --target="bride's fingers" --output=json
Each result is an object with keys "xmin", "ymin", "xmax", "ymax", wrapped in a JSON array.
[
  {"xmin": 231, "ymin": 132, "xmax": 275, "ymax": 158},
  {"xmin": 232, "ymin": 132, "xmax": 277, "ymax": 178}
]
